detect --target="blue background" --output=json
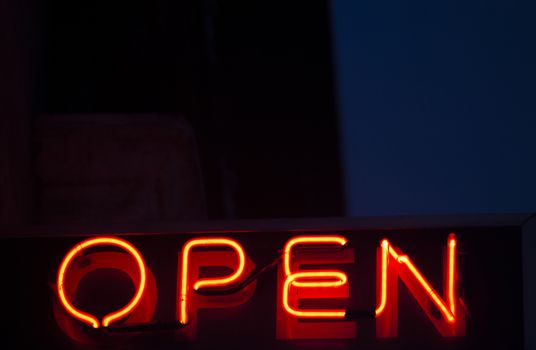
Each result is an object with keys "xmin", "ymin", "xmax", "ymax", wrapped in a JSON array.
[{"xmin": 331, "ymin": 0, "xmax": 536, "ymax": 216}]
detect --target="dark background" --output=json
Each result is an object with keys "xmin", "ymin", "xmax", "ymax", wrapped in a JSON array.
[
  {"xmin": 0, "ymin": 0, "xmax": 535, "ymax": 348},
  {"xmin": 6, "ymin": 226, "xmax": 524, "ymax": 349},
  {"xmin": 2, "ymin": 2, "xmax": 536, "ymax": 221},
  {"xmin": 332, "ymin": 0, "xmax": 536, "ymax": 216},
  {"xmin": 38, "ymin": 0, "xmax": 342, "ymax": 220}
]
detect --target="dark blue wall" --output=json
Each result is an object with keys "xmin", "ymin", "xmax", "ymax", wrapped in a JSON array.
[{"xmin": 332, "ymin": 0, "xmax": 536, "ymax": 216}]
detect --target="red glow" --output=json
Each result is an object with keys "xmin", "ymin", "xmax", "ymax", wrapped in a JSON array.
[
  {"xmin": 281, "ymin": 235, "xmax": 349, "ymax": 320},
  {"xmin": 283, "ymin": 235, "xmax": 347, "ymax": 277},
  {"xmin": 179, "ymin": 238, "xmax": 246, "ymax": 325},
  {"xmin": 397, "ymin": 255, "xmax": 454, "ymax": 323},
  {"xmin": 57, "ymin": 237, "xmax": 147, "ymax": 328},
  {"xmin": 448, "ymin": 234, "xmax": 457, "ymax": 316},
  {"xmin": 277, "ymin": 235, "xmax": 355, "ymax": 340},
  {"xmin": 375, "ymin": 234, "xmax": 464, "ymax": 337},
  {"xmin": 375, "ymin": 239, "xmax": 389, "ymax": 316},
  {"xmin": 388, "ymin": 245, "xmax": 400, "ymax": 260},
  {"xmin": 55, "ymin": 233, "xmax": 465, "ymax": 340},
  {"xmin": 283, "ymin": 271, "xmax": 347, "ymax": 318}
]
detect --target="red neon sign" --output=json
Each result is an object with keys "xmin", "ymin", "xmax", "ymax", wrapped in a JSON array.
[
  {"xmin": 179, "ymin": 237, "xmax": 248, "ymax": 325},
  {"xmin": 376, "ymin": 234, "xmax": 464, "ymax": 337},
  {"xmin": 56, "ymin": 237, "xmax": 148, "ymax": 329},
  {"xmin": 56, "ymin": 233, "xmax": 466, "ymax": 339},
  {"xmin": 282, "ymin": 235, "xmax": 349, "ymax": 319},
  {"xmin": 276, "ymin": 235, "xmax": 355, "ymax": 339},
  {"xmin": 282, "ymin": 271, "xmax": 348, "ymax": 318}
]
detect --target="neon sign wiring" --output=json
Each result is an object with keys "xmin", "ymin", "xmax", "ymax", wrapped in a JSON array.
[{"xmin": 56, "ymin": 233, "xmax": 465, "ymax": 339}]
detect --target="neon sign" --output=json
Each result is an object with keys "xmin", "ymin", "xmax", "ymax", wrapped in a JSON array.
[
  {"xmin": 57, "ymin": 237, "xmax": 148, "ymax": 329},
  {"xmin": 56, "ymin": 233, "xmax": 466, "ymax": 340},
  {"xmin": 282, "ymin": 235, "xmax": 349, "ymax": 318},
  {"xmin": 179, "ymin": 237, "xmax": 247, "ymax": 325},
  {"xmin": 375, "ymin": 234, "xmax": 464, "ymax": 337}
]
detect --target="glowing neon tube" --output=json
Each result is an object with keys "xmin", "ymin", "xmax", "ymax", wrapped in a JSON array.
[
  {"xmin": 179, "ymin": 238, "xmax": 246, "ymax": 325},
  {"xmin": 283, "ymin": 271, "xmax": 347, "ymax": 318},
  {"xmin": 447, "ymin": 234, "xmax": 457, "ymax": 316},
  {"xmin": 57, "ymin": 237, "xmax": 147, "ymax": 328},
  {"xmin": 283, "ymin": 235, "xmax": 347, "ymax": 276},
  {"xmin": 376, "ymin": 236, "xmax": 457, "ymax": 323},
  {"xmin": 375, "ymin": 239, "xmax": 389, "ymax": 316}
]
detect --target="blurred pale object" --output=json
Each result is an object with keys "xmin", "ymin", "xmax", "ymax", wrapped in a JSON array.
[{"xmin": 35, "ymin": 114, "xmax": 206, "ymax": 224}]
